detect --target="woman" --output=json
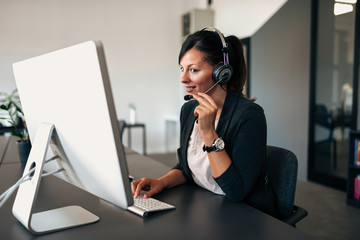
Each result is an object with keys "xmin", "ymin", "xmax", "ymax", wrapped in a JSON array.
[{"xmin": 132, "ymin": 27, "xmax": 273, "ymax": 214}]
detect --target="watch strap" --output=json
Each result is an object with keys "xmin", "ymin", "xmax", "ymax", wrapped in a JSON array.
[
  {"xmin": 203, "ymin": 137, "xmax": 224, "ymax": 153},
  {"xmin": 203, "ymin": 144, "xmax": 216, "ymax": 152}
]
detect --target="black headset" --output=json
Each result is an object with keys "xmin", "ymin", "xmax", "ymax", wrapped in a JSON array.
[{"xmin": 201, "ymin": 27, "xmax": 233, "ymax": 84}]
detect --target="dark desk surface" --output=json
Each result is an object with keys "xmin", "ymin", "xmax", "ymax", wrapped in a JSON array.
[{"xmin": 0, "ymin": 136, "xmax": 315, "ymax": 240}]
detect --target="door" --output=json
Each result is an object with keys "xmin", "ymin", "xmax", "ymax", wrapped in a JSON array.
[{"xmin": 309, "ymin": 0, "xmax": 358, "ymax": 189}]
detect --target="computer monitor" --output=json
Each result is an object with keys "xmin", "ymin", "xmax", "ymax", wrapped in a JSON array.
[{"xmin": 12, "ymin": 41, "xmax": 133, "ymax": 234}]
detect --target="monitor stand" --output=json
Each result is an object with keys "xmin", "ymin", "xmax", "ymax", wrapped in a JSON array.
[{"xmin": 12, "ymin": 122, "xmax": 99, "ymax": 235}]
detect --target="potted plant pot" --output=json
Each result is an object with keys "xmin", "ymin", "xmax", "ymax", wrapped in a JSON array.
[{"xmin": 17, "ymin": 140, "xmax": 31, "ymax": 167}]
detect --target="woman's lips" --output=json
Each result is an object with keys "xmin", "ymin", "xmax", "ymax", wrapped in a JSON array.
[{"xmin": 185, "ymin": 86, "xmax": 196, "ymax": 93}]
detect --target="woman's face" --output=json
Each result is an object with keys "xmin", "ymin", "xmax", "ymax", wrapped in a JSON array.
[{"xmin": 179, "ymin": 48, "xmax": 215, "ymax": 96}]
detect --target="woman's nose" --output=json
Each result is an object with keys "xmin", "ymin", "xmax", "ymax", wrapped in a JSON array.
[{"xmin": 180, "ymin": 71, "xmax": 190, "ymax": 83}]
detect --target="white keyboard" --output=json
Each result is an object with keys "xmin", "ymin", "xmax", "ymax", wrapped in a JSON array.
[{"xmin": 127, "ymin": 195, "xmax": 175, "ymax": 217}]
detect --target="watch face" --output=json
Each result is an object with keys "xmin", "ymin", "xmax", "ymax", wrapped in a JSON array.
[
  {"xmin": 203, "ymin": 138, "xmax": 225, "ymax": 152},
  {"xmin": 215, "ymin": 138, "xmax": 225, "ymax": 151}
]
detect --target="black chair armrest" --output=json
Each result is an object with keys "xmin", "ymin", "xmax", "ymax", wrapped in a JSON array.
[{"xmin": 283, "ymin": 205, "xmax": 308, "ymax": 227}]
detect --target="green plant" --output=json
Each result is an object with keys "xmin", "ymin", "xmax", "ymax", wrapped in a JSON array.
[
  {"xmin": 0, "ymin": 88, "xmax": 28, "ymax": 141},
  {"xmin": 128, "ymin": 103, "xmax": 136, "ymax": 110}
]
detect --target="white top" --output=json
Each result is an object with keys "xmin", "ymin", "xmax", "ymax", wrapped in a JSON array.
[{"xmin": 187, "ymin": 120, "xmax": 225, "ymax": 195}]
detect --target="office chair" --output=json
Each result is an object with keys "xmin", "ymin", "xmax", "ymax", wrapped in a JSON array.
[
  {"xmin": 266, "ymin": 145, "xmax": 308, "ymax": 227},
  {"xmin": 314, "ymin": 104, "xmax": 340, "ymax": 169},
  {"xmin": 315, "ymin": 104, "xmax": 336, "ymax": 142},
  {"xmin": 118, "ymin": 120, "xmax": 127, "ymax": 139}
]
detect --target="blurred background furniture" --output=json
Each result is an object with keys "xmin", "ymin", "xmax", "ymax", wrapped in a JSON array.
[
  {"xmin": 118, "ymin": 120, "xmax": 146, "ymax": 155},
  {"xmin": 314, "ymin": 104, "xmax": 342, "ymax": 169}
]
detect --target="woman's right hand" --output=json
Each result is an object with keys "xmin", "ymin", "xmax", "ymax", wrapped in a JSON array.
[{"xmin": 131, "ymin": 177, "xmax": 166, "ymax": 199}]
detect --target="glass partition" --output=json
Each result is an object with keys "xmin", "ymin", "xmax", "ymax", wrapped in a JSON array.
[{"xmin": 310, "ymin": 0, "xmax": 357, "ymax": 189}]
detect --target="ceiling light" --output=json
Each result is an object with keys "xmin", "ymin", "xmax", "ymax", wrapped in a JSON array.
[
  {"xmin": 334, "ymin": 3, "xmax": 354, "ymax": 16},
  {"xmin": 335, "ymin": 0, "xmax": 357, "ymax": 4}
]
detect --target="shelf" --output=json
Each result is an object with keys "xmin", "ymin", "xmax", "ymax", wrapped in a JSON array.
[
  {"xmin": 347, "ymin": 131, "xmax": 360, "ymax": 208},
  {"xmin": 347, "ymin": 198, "xmax": 360, "ymax": 208},
  {"xmin": 349, "ymin": 165, "xmax": 360, "ymax": 170}
]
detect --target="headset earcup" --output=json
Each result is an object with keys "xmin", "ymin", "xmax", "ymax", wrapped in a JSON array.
[{"xmin": 212, "ymin": 64, "xmax": 233, "ymax": 84}]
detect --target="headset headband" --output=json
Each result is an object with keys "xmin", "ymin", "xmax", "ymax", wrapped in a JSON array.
[{"xmin": 200, "ymin": 27, "xmax": 230, "ymax": 65}]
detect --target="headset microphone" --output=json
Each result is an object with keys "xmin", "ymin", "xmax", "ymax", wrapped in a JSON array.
[
  {"xmin": 183, "ymin": 76, "xmax": 225, "ymax": 101},
  {"xmin": 184, "ymin": 95, "xmax": 193, "ymax": 101}
]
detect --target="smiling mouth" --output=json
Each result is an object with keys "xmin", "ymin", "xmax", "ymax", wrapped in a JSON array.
[{"xmin": 185, "ymin": 86, "xmax": 196, "ymax": 93}]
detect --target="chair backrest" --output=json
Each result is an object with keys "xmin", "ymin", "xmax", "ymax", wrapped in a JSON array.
[
  {"xmin": 266, "ymin": 146, "xmax": 298, "ymax": 219},
  {"xmin": 315, "ymin": 104, "xmax": 331, "ymax": 128},
  {"xmin": 118, "ymin": 120, "xmax": 127, "ymax": 139}
]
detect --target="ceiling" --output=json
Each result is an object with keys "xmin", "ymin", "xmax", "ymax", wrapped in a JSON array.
[{"xmin": 212, "ymin": 0, "xmax": 288, "ymax": 38}]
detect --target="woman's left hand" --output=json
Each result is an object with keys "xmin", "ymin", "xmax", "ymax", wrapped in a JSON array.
[{"xmin": 192, "ymin": 93, "xmax": 218, "ymax": 143}]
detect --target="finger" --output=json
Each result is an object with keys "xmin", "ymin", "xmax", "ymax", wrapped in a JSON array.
[
  {"xmin": 131, "ymin": 179, "xmax": 141, "ymax": 194},
  {"xmin": 143, "ymin": 182, "xmax": 164, "ymax": 198},
  {"xmin": 197, "ymin": 92, "xmax": 217, "ymax": 108},
  {"xmin": 194, "ymin": 105, "xmax": 206, "ymax": 115},
  {"xmin": 192, "ymin": 93, "xmax": 207, "ymax": 105},
  {"xmin": 194, "ymin": 103, "xmax": 214, "ymax": 118},
  {"xmin": 134, "ymin": 178, "xmax": 149, "ymax": 198},
  {"xmin": 193, "ymin": 94, "xmax": 216, "ymax": 110},
  {"xmin": 194, "ymin": 105, "xmax": 207, "ymax": 119},
  {"xmin": 143, "ymin": 188, "xmax": 157, "ymax": 198}
]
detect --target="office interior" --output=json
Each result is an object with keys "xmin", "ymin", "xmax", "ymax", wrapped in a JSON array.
[{"xmin": 1, "ymin": 0, "xmax": 360, "ymax": 240}]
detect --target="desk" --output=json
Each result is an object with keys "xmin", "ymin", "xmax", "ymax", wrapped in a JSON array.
[{"xmin": 0, "ymin": 136, "xmax": 315, "ymax": 240}]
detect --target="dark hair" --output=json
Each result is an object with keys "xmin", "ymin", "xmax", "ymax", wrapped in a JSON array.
[{"xmin": 178, "ymin": 30, "xmax": 251, "ymax": 100}]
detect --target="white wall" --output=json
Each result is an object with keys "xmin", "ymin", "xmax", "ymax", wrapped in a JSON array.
[
  {"xmin": 210, "ymin": 0, "xmax": 310, "ymax": 179},
  {"xmin": 0, "ymin": 0, "xmax": 205, "ymax": 153},
  {"xmin": 250, "ymin": 0, "xmax": 311, "ymax": 179}
]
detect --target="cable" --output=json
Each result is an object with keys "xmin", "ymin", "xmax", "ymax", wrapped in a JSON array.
[
  {"xmin": 45, "ymin": 155, "xmax": 61, "ymax": 163},
  {"xmin": 41, "ymin": 168, "xmax": 65, "ymax": 177},
  {"xmin": 0, "ymin": 167, "xmax": 35, "ymax": 208},
  {"xmin": 0, "ymin": 167, "xmax": 65, "ymax": 208},
  {"xmin": 0, "ymin": 155, "xmax": 63, "ymax": 208}
]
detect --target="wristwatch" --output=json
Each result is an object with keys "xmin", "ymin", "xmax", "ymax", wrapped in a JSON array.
[{"xmin": 203, "ymin": 137, "xmax": 225, "ymax": 153}]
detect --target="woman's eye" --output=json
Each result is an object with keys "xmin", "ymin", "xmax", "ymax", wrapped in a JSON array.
[
  {"xmin": 180, "ymin": 67, "xmax": 184, "ymax": 72},
  {"xmin": 190, "ymin": 68, "xmax": 199, "ymax": 73}
]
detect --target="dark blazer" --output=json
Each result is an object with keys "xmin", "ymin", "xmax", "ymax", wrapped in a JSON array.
[{"xmin": 174, "ymin": 90, "xmax": 277, "ymax": 217}]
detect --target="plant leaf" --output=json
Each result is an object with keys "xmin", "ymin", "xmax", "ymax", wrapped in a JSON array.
[{"xmin": 0, "ymin": 104, "xmax": 8, "ymax": 110}]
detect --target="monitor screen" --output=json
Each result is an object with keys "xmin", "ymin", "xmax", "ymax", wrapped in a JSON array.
[{"xmin": 12, "ymin": 41, "xmax": 133, "ymax": 211}]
